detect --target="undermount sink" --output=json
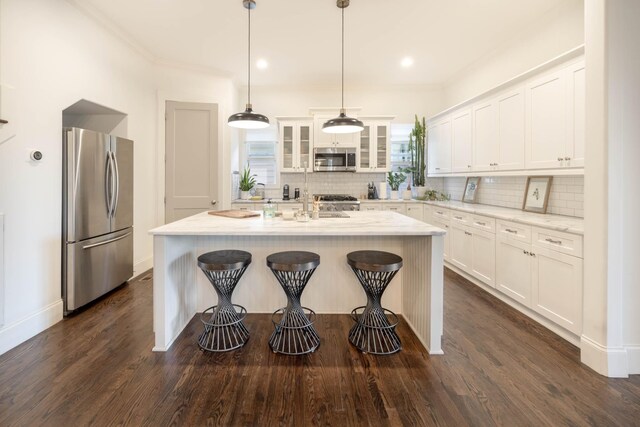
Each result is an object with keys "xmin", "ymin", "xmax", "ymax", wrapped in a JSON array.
[{"xmin": 318, "ymin": 212, "xmax": 350, "ymax": 218}]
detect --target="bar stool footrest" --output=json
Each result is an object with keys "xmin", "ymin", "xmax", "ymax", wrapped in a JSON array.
[
  {"xmin": 198, "ymin": 304, "xmax": 249, "ymax": 352},
  {"xmin": 349, "ymin": 306, "xmax": 399, "ymax": 330},
  {"xmin": 200, "ymin": 304, "xmax": 247, "ymax": 327},
  {"xmin": 269, "ymin": 307, "xmax": 320, "ymax": 355}
]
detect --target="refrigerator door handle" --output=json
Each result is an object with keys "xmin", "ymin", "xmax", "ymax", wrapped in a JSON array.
[
  {"xmin": 105, "ymin": 153, "xmax": 113, "ymax": 217},
  {"xmin": 112, "ymin": 151, "xmax": 120, "ymax": 217},
  {"xmin": 82, "ymin": 231, "xmax": 132, "ymax": 250}
]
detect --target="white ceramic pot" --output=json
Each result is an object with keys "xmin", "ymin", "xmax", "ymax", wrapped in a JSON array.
[
  {"xmin": 402, "ymin": 190, "xmax": 413, "ymax": 200},
  {"xmin": 413, "ymin": 186, "xmax": 426, "ymax": 199},
  {"xmin": 240, "ymin": 190, "xmax": 251, "ymax": 200},
  {"xmin": 390, "ymin": 190, "xmax": 399, "ymax": 200}
]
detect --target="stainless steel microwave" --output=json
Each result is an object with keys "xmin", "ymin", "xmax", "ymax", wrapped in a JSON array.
[{"xmin": 313, "ymin": 147, "xmax": 357, "ymax": 172}]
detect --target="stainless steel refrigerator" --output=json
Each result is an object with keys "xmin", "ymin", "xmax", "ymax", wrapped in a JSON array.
[{"xmin": 62, "ymin": 128, "xmax": 133, "ymax": 314}]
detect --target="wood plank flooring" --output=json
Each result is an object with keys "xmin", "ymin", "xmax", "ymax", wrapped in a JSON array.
[{"xmin": 1, "ymin": 269, "xmax": 639, "ymax": 426}]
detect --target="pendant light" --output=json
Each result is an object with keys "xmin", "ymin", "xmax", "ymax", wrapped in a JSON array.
[
  {"xmin": 228, "ymin": 0, "xmax": 269, "ymax": 129},
  {"xmin": 322, "ymin": 0, "xmax": 363, "ymax": 134}
]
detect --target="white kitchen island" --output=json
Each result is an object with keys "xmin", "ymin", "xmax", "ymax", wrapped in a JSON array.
[{"xmin": 149, "ymin": 211, "xmax": 446, "ymax": 354}]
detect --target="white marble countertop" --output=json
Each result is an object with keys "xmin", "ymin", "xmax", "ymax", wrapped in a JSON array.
[
  {"xmin": 150, "ymin": 211, "xmax": 446, "ymax": 237},
  {"xmin": 423, "ymin": 200, "xmax": 584, "ymax": 235}
]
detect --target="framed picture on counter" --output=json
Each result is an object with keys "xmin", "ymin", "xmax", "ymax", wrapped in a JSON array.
[
  {"xmin": 462, "ymin": 177, "xmax": 480, "ymax": 203},
  {"xmin": 522, "ymin": 176, "xmax": 553, "ymax": 213}
]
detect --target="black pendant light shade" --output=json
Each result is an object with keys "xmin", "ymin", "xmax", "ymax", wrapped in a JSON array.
[
  {"xmin": 228, "ymin": 104, "xmax": 269, "ymax": 129},
  {"xmin": 322, "ymin": 109, "xmax": 364, "ymax": 134},
  {"xmin": 228, "ymin": 0, "xmax": 269, "ymax": 129},
  {"xmin": 323, "ymin": 0, "xmax": 363, "ymax": 134}
]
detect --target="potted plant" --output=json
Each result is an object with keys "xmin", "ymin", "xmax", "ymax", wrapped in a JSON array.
[
  {"xmin": 239, "ymin": 166, "xmax": 256, "ymax": 200},
  {"xmin": 408, "ymin": 115, "xmax": 427, "ymax": 197},
  {"xmin": 387, "ymin": 170, "xmax": 406, "ymax": 200}
]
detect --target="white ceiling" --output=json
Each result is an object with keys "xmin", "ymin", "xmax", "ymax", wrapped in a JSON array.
[{"xmin": 75, "ymin": 0, "xmax": 573, "ymax": 87}]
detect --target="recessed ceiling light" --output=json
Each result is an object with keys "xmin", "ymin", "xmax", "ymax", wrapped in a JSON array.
[
  {"xmin": 256, "ymin": 59, "xmax": 268, "ymax": 69},
  {"xmin": 401, "ymin": 57, "xmax": 414, "ymax": 68}
]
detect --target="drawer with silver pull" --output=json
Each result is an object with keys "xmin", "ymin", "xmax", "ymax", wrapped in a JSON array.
[
  {"xmin": 532, "ymin": 227, "xmax": 583, "ymax": 258},
  {"xmin": 470, "ymin": 214, "xmax": 495, "ymax": 233},
  {"xmin": 450, "ymin": 212, "xmax": 471, "ymax": 225},
  {"xmin": 497, "ymin": 220, "xmax": 531, "ymax": 243},
  {"xmin": 432, "ymin": 208, "xmax": 450, "ymax": 221}
]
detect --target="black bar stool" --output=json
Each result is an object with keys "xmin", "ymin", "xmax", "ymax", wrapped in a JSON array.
[
  {"xmin": 347, "ymin": 250, "xmax": 403, "ymax": 355},
  {"xmin": 267, "ymin": 251, "xmax": 320, "ymax": 355},
  {"xmin": 197, "ymin": 250, "xmax": 251, "ymax": 352}
]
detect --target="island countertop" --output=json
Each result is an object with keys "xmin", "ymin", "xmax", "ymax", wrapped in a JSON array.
[{"xmin": 150, "ymin": 211, "xmax": 446, "ymax": 236}]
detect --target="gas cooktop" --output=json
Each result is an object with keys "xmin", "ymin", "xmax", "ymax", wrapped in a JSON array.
[{"xmin": 313, "ymin": 194, "xmax": 358, "ymax": 202}]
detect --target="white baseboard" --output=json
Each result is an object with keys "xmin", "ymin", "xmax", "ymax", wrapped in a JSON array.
[
  {"xmin": 445, "ymin": 263, "xmax": 581, "ymax": 347},
  {"xmin": 133, "ymin": 256, "xmax": 153, "ymax": 279},
  {"xmin": 579, "ymin": 335, "xmax": 629, "ymax": 378},
  {"xmin": 0, "ymin": 299, "xmax": 63, "ymax": 356},
  {"xmin": 627, "ymin": 346, "xmax": 640, "ymax": 375}
]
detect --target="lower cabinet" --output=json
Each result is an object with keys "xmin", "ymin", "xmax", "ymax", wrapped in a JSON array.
[
  {"xmin": 361, "ymin": 203, "xmax": 382, "ymax": 211},
  {"xmin": 470, "ymin": 228, "xmax": 496, "ymax": 287},
  {"xmin": 450, "ymin": 225, "xmax": 472, "ymax": 272},
  {"xmin": 382, "ymin": 203, "xmax": 406, "ymax": 214},
  {"xmin": 230, "ymin": 203, "xmax": 261, "ymax": 211},
  {"xmin": 405, "ymin": 204, "xmax": 424, "ymax": 221},
  {"xmin": 431, "ymin": 218, "xmax": 450, "ymax": 261},
  {"xmin": 496, "ymin": 237, "xmax": 533, "ymax": 306},
  {"xmin": 531, "ymin": 245, "xmax": 583, "ymax": 334}
]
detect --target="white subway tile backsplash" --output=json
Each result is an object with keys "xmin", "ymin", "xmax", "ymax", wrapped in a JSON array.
[{"xmin": 443, "ymin": 175, "xmax": 584, "ymax": 218}]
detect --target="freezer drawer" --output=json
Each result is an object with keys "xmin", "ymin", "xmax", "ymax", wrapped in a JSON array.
[{"xmin": 64, "ymin": 228, "xmax": 133, "ymax": 313}]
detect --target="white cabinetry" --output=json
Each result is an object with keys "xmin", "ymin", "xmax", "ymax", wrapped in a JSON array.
[
  {"xmin": 470, "ymin": 228, "xmax": 496, "ymax": 287},
  {"xmin": 405, "ymin": 204, "xmax": 423, "ymax": 221},
  {"xmin": 450, "ymin": 213, "xmax": 496, "ymax": 287},
  {"xmin": 313, "ymin": 115, "xmax": 357, "ymax": 147},
  {"xmin": 450, "ymin": 224, "xmax": 473, "ymax": 272},
  {"xmin": 382, "ymin": 203, "xmax": 406, "ymax": 215},
  {"xmin": 279, "ymin": 119, "xmax": 313, "ymax": 173},
  {"xmin": 566, "ymin": 61, "xmax": 585, "ymax": 168},
  {"xmin": 451, "ymin": 109, "xmax": 473, "ymax": 173},
  {"xmin": 427, "ymin": 116, "xmax": 452, "ymax": 174},
  {"xmin": 496, "ymin": 87, "xmax": 525, "ymax": 170},
  {"xmin": 472, "ymin": 100, "xmax": 497, "ymax": 172},
  {"xmin": 361, "ymin": 203, "xmax": 382, "ymax": 211},
  {"xmin": 496, "ymin": 236, "xmax": 533, "ymax": 306},
  {"xmin": 358, "ymin": 121, "xmax": 390, "ymax": 172}
]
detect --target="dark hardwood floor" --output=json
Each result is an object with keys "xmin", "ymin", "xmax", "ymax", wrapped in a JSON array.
[{"xmin": 1, "ymin": 269, "xmax": 639, "ymax": 426}]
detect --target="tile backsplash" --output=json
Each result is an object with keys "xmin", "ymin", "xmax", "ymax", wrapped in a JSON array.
[
  {"xmin": 443, "ymin": 175, "xmax": 584, "ymax": 218},
  {"xmin": 264, "ymin": 173, "xmax": 444, "ymax": 200}
]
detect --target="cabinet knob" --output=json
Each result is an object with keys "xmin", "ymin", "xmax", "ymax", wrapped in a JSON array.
[
  {"xmin": 564, "ymin": 157, "xmax": 571, "ymax": 161},
  {"xmin": 557, "ymin": 157, "xmax": 563, "ymax": 161},
  {"xmin": 468, "ymin": 165, "xmax": 471, "ymax": 168},
  {"xmin": 524, "ymin": 250, "xmax": 529, "ymax": 255},
  {"xmin": 211, "ymin": 200, "xmax": 217, "ymax": 206}
]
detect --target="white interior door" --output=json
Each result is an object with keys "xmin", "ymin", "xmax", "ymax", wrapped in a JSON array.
[{"xmin": 165, "ymin": 101, "xmax": 218, "ymax": 223}]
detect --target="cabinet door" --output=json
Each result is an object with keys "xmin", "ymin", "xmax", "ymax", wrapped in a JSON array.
[
  {"xmin": 473, "ymin": 101, "xmax": 498, "ymax": 171},
  {"xmin": 525, "ymin": 70, "xmax": 566, "ymax": 169},
  {"xmin": 314, "ymin": 116, "xmax": 335, "ymax": 147},
  {"xmin": 497, "ymin": 87, "xmax": 525, "ymax": 170},
  {"xmin": 566, "ymin": 61, "xmax": 585, "ymax": 168},
  {"xmin": 451, "ymin": 109, "xmax": 473, "ymax": 173},
  {"xmin": 335, "ymin": 132, "xmax": 356, "ymax": 147},
  {"xmin": 358, "ymin": 124, "xmax": 371, "ymax": 170},
  {"xmin": 423, "ymin": 205, "xmax": 433, "ymax": 224},
  {"xmin": 427, "ymin": 120, "xmax": 439, "ymax": 175},
  {"xmin": 496, "ymin": 238, "xmax": 532, "ymax": 306},
  {"xmin": 433, "ymin": 117, "xmax": 452, "ymax": 173},
  {"xmin": 431, "ymin": 219, "xmax": 450, "ymax": 261},
  {"xmin": 471, "ymin": 229, "xmax": 496, "ymax": 287},
  {"xmin": 361, "ymin": 203, "xmax": 381, "ymax": 211},
  {"xmin": 298, "ymin": 123, "xmax": 312, "ymax": 171},
  {"xmin": 531, "ymin": 246, "xmax": 583, "ymax": 334},
  {"xmin": 450, "ymin": 225, "xmax": 473, "ymax": 273},
  {"xmin": 280, "ymin": 124, "xmax": 296, "ymax": 172},
  {"xmin": 405, "ymin": 205, "xmax": 423, "ymax": 221},
  {"xmin": 375, "ymin": 124, "xmax": 389, "ymax": 171}
]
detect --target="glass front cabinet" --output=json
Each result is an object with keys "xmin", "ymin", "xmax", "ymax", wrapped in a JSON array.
[
  {"xmin": 278, "ymin": 119, "xmax": 313, "ymax": 173},
  {"xmin": 358, "ymin": 119, "xmax": 391, "ymax": 172}
]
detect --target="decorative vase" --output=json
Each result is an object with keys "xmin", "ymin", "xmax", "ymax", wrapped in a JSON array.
[
  {"xmin": 413, "ymin": 185, "xmax": 426, "ymax": 199},
  {"xmin": 390, "ymin": 190, "xmax": 399, "ymax": 200},
  {"xmin": 240, "ymin": 190, "xmax": 251, "ymax": 200},
  {"xmin": 402, "ymin": 190, "xmax": 412, "ymax": 200}
]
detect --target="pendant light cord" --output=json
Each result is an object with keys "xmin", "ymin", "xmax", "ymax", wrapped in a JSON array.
[
  {"xmin": 247, "ymin": 3, "xmax": 251, "ymax": 106},
  {"xmin": 341, "ymin": 5, "xmax": 345, "ymax": 110}
]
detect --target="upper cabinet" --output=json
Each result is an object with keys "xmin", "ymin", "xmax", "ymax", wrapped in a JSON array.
[
  {"xmin": 358, "ymin": 121, "xmax": 390, "ymax": 172},
  {"xmin": 451, "ymin": 109, "xmax": 473, "ymax": 173},
  {"xmin": 427, "ymin": 51, "xmax": 585, "ymax": 177},
  {"xmin": 427, "ymin": 116, "xmax": 452, "ymax": 175},
  {"xmin": 278, "ymin": 119, "xmax": 313, "ymax": 173}
]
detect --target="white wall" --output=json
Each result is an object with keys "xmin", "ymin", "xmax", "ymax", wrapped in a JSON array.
[
  {"xmin": 443, "ymin": 0, "xmax": 584, "ymax": 107},
  {"xmin": 243, "ymin": 84, "xmax": 445, "ymax": 124},
  {"xmin": 0, "ymin": 0, "xmax": 157, "ymax": 353},
  {"xmin": 0, "ymin": 0, "xmax": 237, "ymax": 355}
]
